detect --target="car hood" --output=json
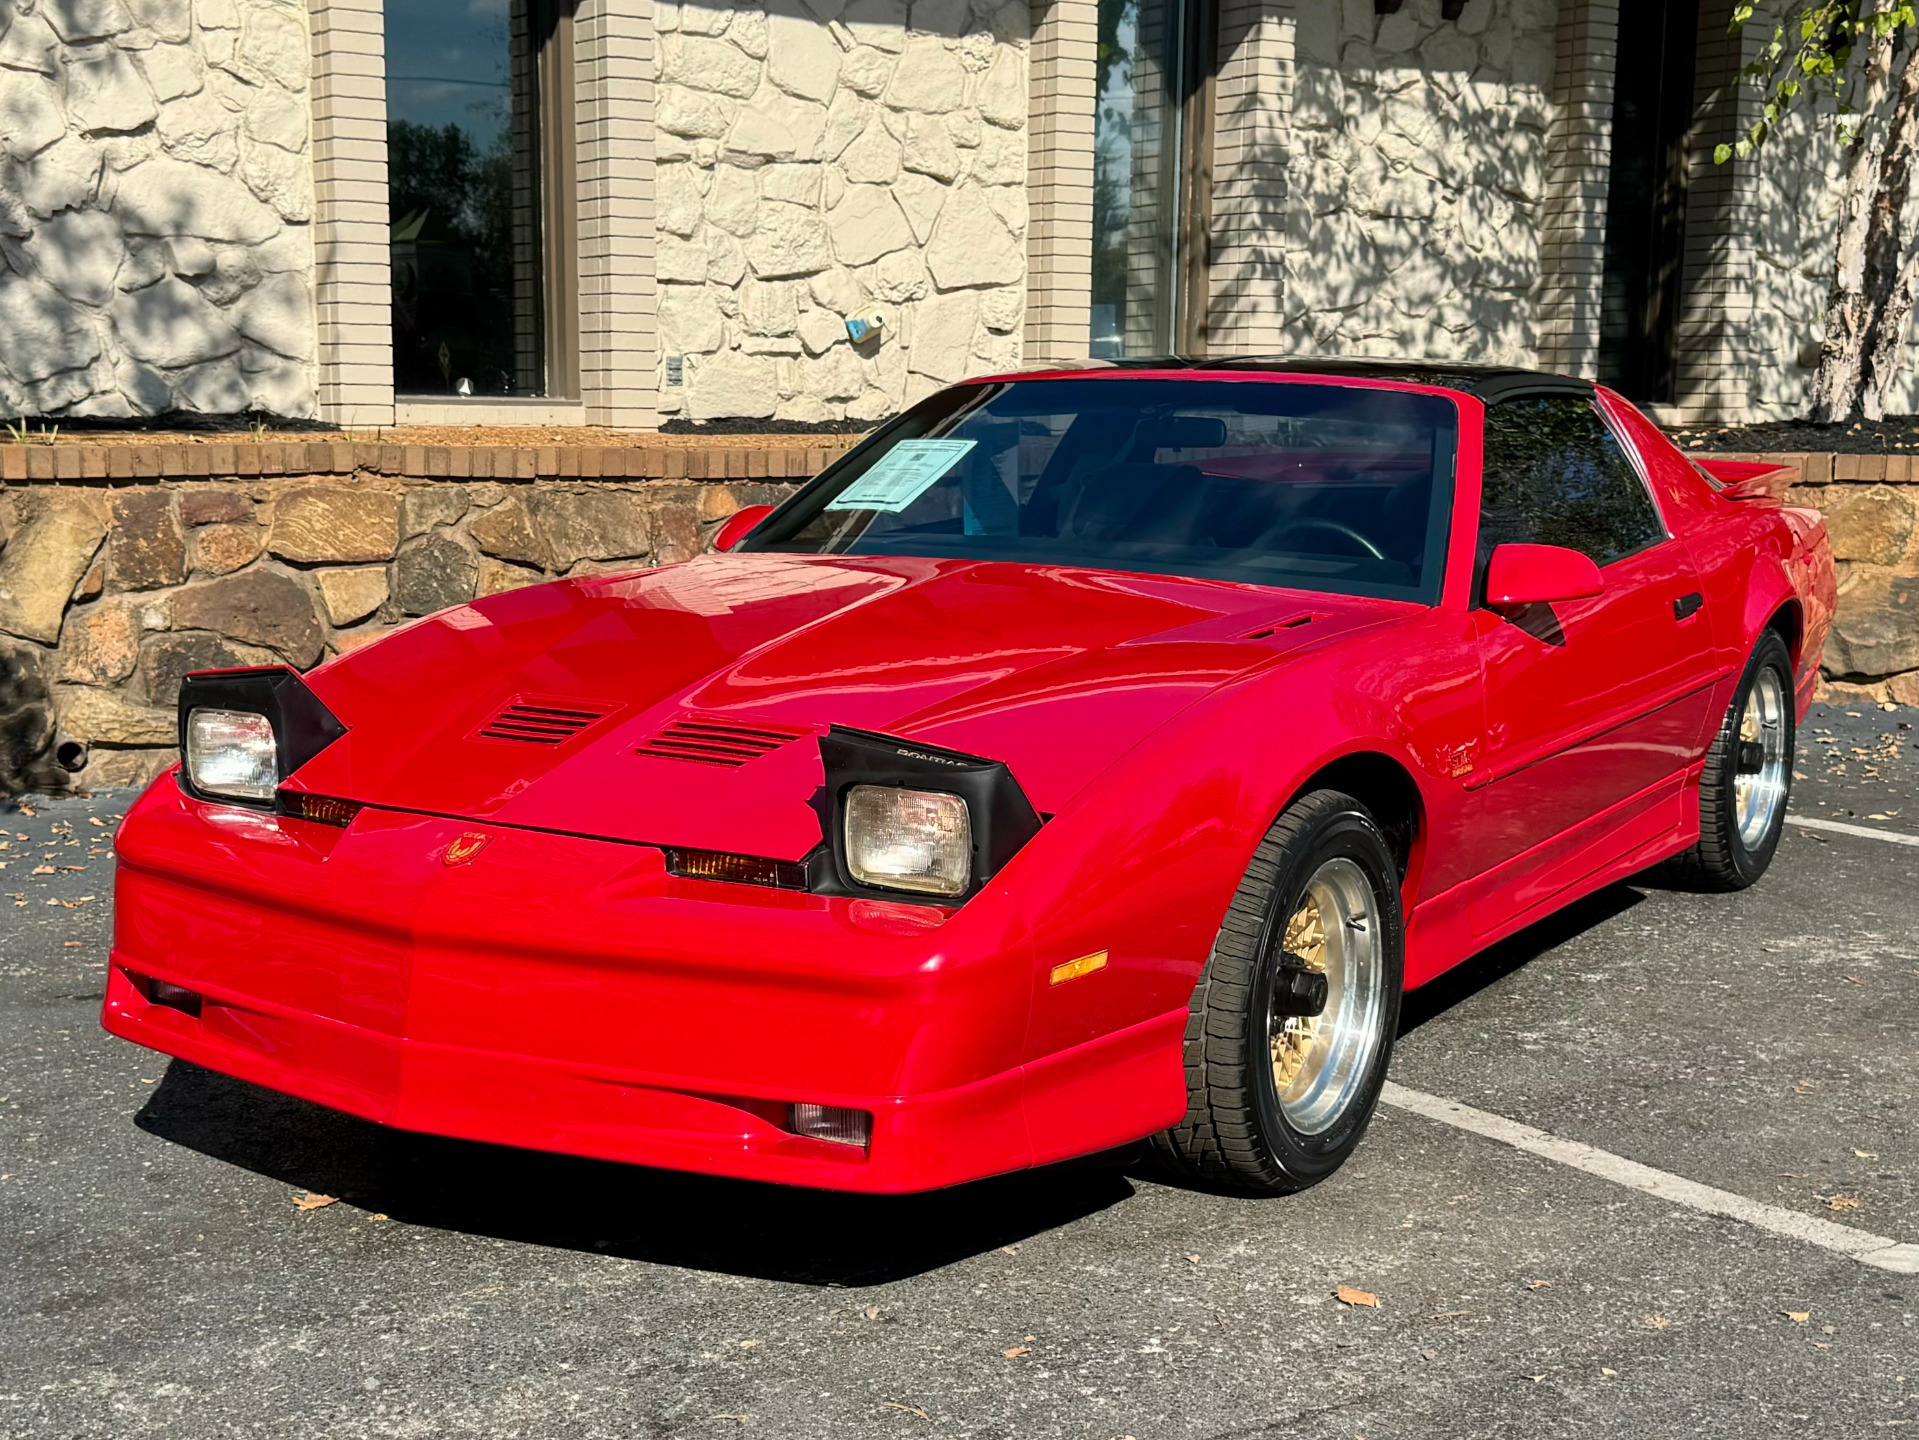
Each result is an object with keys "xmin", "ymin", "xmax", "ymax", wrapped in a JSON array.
[{"xmin": 294, "ymin": 554, "xmax": 1404, "ymax": 857}]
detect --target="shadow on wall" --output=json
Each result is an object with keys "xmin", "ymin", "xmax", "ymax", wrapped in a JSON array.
[
  {"xmin": 0, "ymin": 0, "xmax": 319, "ymax": 421},
  {"xmin": 1261, "ymin": 0, "xmax": 1552, "ymax": 364},
  {"xmin": 656, "ymin": 0, "xmax": 1031, "ymax": 426}
]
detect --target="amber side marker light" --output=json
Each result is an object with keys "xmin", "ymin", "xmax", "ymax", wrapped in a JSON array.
[
  {"xmin": 665, "ymin": 848, "xmax": 807, "ymax": 890},
  {"xmin": 281, "ymin": 792, "xmax": 362, "ymax": 827},
  {"xmin": 1049, "ymin": 950, "xmax": 1109, "ymax": 986}
]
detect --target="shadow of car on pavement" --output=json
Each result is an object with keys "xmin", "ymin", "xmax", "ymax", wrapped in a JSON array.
[{"xmin": 134, "ymin": 883, "xmax": 1651, "ymax": 1281}]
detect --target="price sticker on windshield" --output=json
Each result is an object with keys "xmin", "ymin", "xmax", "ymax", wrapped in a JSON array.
[{"xmin": 825, "ymin": 439, "xmax": 976, "ymax": 513}]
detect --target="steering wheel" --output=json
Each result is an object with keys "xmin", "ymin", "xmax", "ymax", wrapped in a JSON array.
[{"xmin": 1263, "ymin": 517, "xmax": 1387, "ymax": 561}]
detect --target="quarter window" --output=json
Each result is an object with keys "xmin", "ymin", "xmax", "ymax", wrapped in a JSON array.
[{"xmin": 1479, "ymin": 397, "xmax": 1666, "ymax": 566}]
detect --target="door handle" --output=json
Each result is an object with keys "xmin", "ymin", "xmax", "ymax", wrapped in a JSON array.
[{"xmin": 1673, "ymin": 592, "xmax": 1704, "ymax": 620}]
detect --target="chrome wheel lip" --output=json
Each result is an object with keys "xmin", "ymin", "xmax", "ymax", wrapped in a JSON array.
[
  {"xmin": 1734, "ymin": 666, "xmax": 1789, "ymax": 851},
  {"xmin": 1269, "ymin": 856, "xmax": 1386, "ymax": 1137}
]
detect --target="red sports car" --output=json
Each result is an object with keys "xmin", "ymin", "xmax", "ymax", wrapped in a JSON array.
[{"xmin": 102, "ymin": 363, "xmax": 1836, "ymax": 1195}]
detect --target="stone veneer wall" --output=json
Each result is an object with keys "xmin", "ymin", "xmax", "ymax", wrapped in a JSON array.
[
  {"xmin": 0, "ymin": 440, "xmax": 852, "ymax": 787},
  {"xmin": 1282, "ymin": 0, "xmax": 1553, "ymax": 362},
  {"xmin": 652, "ymin": 0, "xmax": 1030, "ymax": 424},
  {"xmin": 0, "ymin": 442, "xmax": 1913, "ymax": 798},
  {"xmin": 1753, "ymin": 454, "xmax": 1919, "ymax": 707},
  {"xmin": 0, "ymin": 0, "xmax": 319, "ymax": 419}
]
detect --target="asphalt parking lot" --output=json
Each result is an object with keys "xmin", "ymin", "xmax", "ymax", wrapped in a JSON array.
[{"xmin": 5, "ymin": 702, "xmax": 1916, "ymax": 1439}]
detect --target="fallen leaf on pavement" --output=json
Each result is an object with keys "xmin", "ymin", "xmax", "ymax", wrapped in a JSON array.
[
  {"xmin": 31, "ymin": 865, "xmax": 53, "ymax": 875},
  {"xmin": 293, "ymin": 1192, "xmax": 338, "ymax": 1211},
  {"xmin": 1526, "ymin": 1279, "xmax": 1552, "ymax": 1290},
  {"xmin": 1641, "ymin": 1315, "xmax": 1671, "ymax": 1330},
  {"xmin": 1335, "ymin": 1286, "xmax": 1379, "ymax": 1308},
  {"xmin": 1828, "ymin": 1194, "xmax": 1863, "ymax": 1212},
  {"xmin": 880, "ymin": 1402, "xmax": 929, "ymax": 1420},
  {"xmin": 1786, "ymin": 1311, "xmax": 1810, "ymax": 1323},
  {"xmin": 1002, "ymin": 1346, "xmax": 1030, "ymax": 1358},
  {"xmin": 1853, "ymin": 1149, "xmax": 1879, "ymax": 1159}
]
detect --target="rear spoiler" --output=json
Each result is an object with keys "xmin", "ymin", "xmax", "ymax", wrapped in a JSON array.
[{"xmin": 1695, "ymin": 458, "xmax": 1795, "ymax": 501}]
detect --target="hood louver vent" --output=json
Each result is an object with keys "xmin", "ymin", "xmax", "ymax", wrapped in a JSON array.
[
  {"xmin": 475, "ymin": 699, "xmax": 619, "ymax": 746},
  {"xmin": 634, "ymin": 717, "xmax": 808, "ymax": 768}
]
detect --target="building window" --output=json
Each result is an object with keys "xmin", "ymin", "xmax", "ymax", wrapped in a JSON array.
[
  {"xmin": 1090, "ymin": 0, "xmax": 1211, "ymax": 357},
  {"xmin": 386, "ymin": 0, "xmax": 577, "ymax": 399}
]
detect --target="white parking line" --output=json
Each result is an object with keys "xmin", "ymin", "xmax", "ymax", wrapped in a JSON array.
[
  {"xmin": 1381, "ymin": 1082, "xmax": 1919, "ymax": 1276},
  {"xmin": 1785, "ymin": 814, "xmax": 1919, "ymax": 848}
]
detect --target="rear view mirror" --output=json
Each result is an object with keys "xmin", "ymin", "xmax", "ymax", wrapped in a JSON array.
[
  {"xmin": 713, "ymin": 503, "xmax": 775, "ymax": 553},
  {"xmin": 1483, "ymin": 543, "xmax": 1605, "ymax": 608}
]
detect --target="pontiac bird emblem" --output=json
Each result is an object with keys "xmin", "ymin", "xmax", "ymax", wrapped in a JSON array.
[{"xmin": 443, "ymin": 831, "xmax": 492, "ymax": 867}]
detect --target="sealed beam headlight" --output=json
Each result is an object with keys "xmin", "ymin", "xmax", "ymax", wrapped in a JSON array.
[
  {"xmin": 184, "ymin": 708, "xmax": 278, "ymax": 801},
  {"xmin": 843, "ymin": 784, "xmax": 971, "ymax": 898}
]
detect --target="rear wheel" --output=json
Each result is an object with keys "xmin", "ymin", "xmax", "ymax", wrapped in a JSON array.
[
  {"xmin": 1156, "ymin": 789, "xmax": 1403, "ymax": 1194},
  {"xmin": 1667, "ymin": 629, "xmax": 1795, "ymax": 891}
]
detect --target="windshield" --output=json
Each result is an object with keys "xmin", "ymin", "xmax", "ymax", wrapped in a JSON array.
[{"xmin": 746, "ymin": 377, "xmax": 1459, "ymax": 602}]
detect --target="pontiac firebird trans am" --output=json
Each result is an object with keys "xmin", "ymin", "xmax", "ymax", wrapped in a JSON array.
[{"xmin": 102, "ymin": 362, "xmax": 1836, "ymax": 1195}]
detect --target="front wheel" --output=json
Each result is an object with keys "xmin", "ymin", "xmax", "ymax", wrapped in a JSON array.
[
  {"xmin": 1666, "ymin": 629, "xmax": 1795, "ymax": 891},
  {"xmin": 1155, "ymin": 789, "xmax": 1404, "ymax": 1195}
]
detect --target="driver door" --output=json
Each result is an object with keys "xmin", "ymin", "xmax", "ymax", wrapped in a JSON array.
[{"xmin": 1464, "ymin": 394, "xmax": 1716, "ymax": 935}]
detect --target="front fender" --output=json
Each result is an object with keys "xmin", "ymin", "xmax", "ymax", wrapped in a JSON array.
[{"xmin": 993, "ymin": 609, "xmax": 1480, "ymax": 1065}]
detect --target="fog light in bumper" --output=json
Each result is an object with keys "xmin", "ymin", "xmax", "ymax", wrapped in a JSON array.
[{"xmin": 788, "ymin": 1103, "xmax": 872, "ymax": 1148}]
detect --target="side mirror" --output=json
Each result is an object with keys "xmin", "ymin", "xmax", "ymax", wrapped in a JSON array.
[
  {"xmin": 713, "ymin": 503, "xmax": 775, "ymax": 553},
  {"xmin": 1483, "ymin": 543, "xmax": 1604, "ymax": 608}
]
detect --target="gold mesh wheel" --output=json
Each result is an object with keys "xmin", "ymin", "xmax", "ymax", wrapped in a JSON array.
[
  {"xmin": 1271, "ymin": 892, "xmax": 1327, "ymax": 1093},
  {"xmin": 1266, "ymin": 857, "xmax": 1386, "ymax": 1136}
]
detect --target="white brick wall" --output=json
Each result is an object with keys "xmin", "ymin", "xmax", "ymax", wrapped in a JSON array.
[
  {"xmin": 1208, "ymin": 0, "xmax": 1293, "ymax": 355},
  {"xmin": 1536, "ymin": 0, "xmax": 1617, "ymax": 378},
  {"xmin": 1024, "ymin": 0, "xmax": 1098, "ymax": 364},
  {"xmin": 576, "ymin": 0, "xmax": 661, "ymax": 428},
  {"xmin": 311, "ymin": 0, "xmax": 397, "ymax": 427}
]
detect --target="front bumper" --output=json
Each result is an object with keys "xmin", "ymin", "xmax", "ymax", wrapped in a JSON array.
[{"xmin": 103, "ymin": 779, "xmax": 1184, "ymax": 1193}]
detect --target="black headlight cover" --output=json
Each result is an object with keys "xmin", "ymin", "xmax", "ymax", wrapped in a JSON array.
[
  {"xmin": 808, "ymin": 725, "xmax": 1043, "ymax": 903},
  {"xmin": 176, "ymin": 667, "xmax": 348, "ymax": 808}
]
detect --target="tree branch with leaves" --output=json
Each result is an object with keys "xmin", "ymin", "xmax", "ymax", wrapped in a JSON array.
[{"xmin": 1724, "ymin": 1, "xmax": 1919, "ymax": 420}]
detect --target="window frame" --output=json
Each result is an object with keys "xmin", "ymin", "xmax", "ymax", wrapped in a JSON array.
[
  {"xmin": 1472, "ymin": 389, "xmax": 1675, "ymax": 605},
  {"xmin": 386, "ymin": 0, "xmax": 580, "ymax": 404}
]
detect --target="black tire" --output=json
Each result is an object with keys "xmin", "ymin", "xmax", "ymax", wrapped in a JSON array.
[
  {"xmin": 1154, "ymin": 789, "xmax": 1404, "ymax": 1195},
  {"xmin": 1663, "ymin": 630, "xmax": 1795, "ymax": 892}
]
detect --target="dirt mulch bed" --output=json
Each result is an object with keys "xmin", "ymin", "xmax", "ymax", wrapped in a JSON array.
[
  {"xmin": 1668, "ymin": 417, "xmax": 1919, "ymax": 455},
  {"xmin": 6, "ymin": 417, "xmax": 862, "ymax": 450}
]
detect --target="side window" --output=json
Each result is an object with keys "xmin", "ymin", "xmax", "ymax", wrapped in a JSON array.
[{"xmin": 1480, "ymin": 397, "xmax": 1666, "ymax": 566}]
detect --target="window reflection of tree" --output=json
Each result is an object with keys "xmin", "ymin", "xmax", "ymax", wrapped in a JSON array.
[{"xmin": 1480, "ymin": 398, "xmax": 1665, "ymax": 566}]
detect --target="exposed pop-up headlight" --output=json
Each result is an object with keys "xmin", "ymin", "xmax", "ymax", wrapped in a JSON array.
[
  {"xmin": 810, "ymin": 726, "xmax": 1042, "ymax": 903},
  {"xmin": 844, "ymin": 785, "xmax": 972, "ymax": 897},
  {"xmin": 185, "ymin": 709, "xmax": 278, "ymax": 801},
  {"xmin": 176, "ymin": 667, "xmax": 348, "ymax": 809}
]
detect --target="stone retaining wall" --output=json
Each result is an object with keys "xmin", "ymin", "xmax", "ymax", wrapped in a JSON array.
[
  {"xmin": 0, "ymin": 437, "xmax": 856, "ymax": 789},
  {"xmin": 1, "ymin": 440, "xmax": 1914, "ymax": 797},
  {"xmin": 1718, "ymin": 451, "xmax": 1919, "ymax": 708}
]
